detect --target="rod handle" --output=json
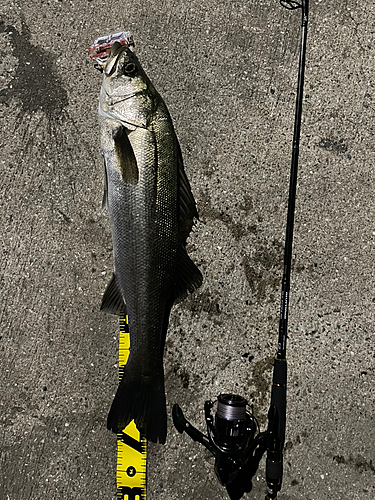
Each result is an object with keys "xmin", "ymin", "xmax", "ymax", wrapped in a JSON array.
[
  {"xmin": 270, "ymin": 359, "xmax": 287, "ymax": 445},
  {"xmin": 265, "ymin": 359, "xmax": 287, "ymax": 493}
]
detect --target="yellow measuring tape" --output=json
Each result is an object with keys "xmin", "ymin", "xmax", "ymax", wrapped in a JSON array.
[{"xmin": 116, "ymin": 314, "xmax": 147, "ymax": 500}]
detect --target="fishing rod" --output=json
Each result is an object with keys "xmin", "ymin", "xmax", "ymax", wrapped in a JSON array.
[
  {"xmin": 265, "ymin": 1, "xmax": 308, "ymax": 498},
  {"xmin": 172, "ymin": 1, "xmax": 309, "ymax": 498}
]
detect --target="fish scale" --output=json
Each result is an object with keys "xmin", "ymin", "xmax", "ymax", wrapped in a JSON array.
[{"xmin": 107, "ymin": 125, "xmax": 175, "ymax": 371}]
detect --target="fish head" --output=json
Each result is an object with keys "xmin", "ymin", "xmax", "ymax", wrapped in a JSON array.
[{"xmin": 99, "ymin": 43, "xmax": 155, "ymax": 129}]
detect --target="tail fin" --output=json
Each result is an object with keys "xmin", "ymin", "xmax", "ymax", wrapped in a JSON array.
[{"xmin": 107, "ymin": 371, "xmax": 167, "ymax": 444}]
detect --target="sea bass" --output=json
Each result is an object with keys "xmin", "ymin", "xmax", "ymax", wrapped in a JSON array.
[{"xmin": 99, "ymin": 42, "xmax": 202, "ymax": 444}]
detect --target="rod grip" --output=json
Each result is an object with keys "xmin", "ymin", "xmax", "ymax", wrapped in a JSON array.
[
  {"xmin": 265, "ymin": 359, "xmax": 287, "ymax": 491},
  {"xmin": 271, "ymin": 359, "xmax": 287, "ymax": 445},
  {"xmin": 266, "ymin": 458, "xmax": 282, "ymax": 481}
]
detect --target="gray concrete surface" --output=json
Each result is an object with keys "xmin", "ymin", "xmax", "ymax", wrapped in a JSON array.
[{"xmin": 1, "ymin": 0, "xmax": 374, "ymax": 499}]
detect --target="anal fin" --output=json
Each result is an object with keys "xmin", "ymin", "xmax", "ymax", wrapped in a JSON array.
[{"xmin": 100, "ymin": 273, "xmax": 126, "ymax": 315}]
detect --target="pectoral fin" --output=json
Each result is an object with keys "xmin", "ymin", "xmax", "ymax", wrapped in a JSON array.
[{"xmin": 113, "ymin": 126, "xmax": 139, "ymax": 185}]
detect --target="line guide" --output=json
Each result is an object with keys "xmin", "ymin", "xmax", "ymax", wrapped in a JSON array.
[{"xmin": 116, "ymin": 313, "xmax": 147, "ymax": 500}]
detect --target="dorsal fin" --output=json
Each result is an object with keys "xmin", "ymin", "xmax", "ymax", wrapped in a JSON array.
[{"xmin": 176, "ymin": 139, "xmax": 199, "ymax": 243}]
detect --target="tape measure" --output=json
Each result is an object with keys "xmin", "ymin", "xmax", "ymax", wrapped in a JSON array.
[{"xmin": 116, "ymin": 313, "xmax": 147, "ymax": 500}]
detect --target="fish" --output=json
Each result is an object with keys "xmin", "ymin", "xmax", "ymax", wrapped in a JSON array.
[{"xmin": 98, "ymin": 42, "xmax": 202, "ymax": 444}]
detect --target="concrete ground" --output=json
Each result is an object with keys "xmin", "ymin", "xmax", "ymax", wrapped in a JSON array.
[{"xmin": 1, "ymin": 0, "xmax": 374, "ymax": 499}]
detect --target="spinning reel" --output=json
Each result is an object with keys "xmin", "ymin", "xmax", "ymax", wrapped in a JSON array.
[
  {"xmin": 174, "ymin": 395, "xmax": 260, "ymax": 486},
  {"xmin": 173, "ymin": 390, "xmax": 283, "ymax": 500}
]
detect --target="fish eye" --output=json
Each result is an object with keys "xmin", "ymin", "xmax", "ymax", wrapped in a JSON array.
[{"xmin": 124, "ymin": 62, "xmax": 137, "ymax": 75}]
